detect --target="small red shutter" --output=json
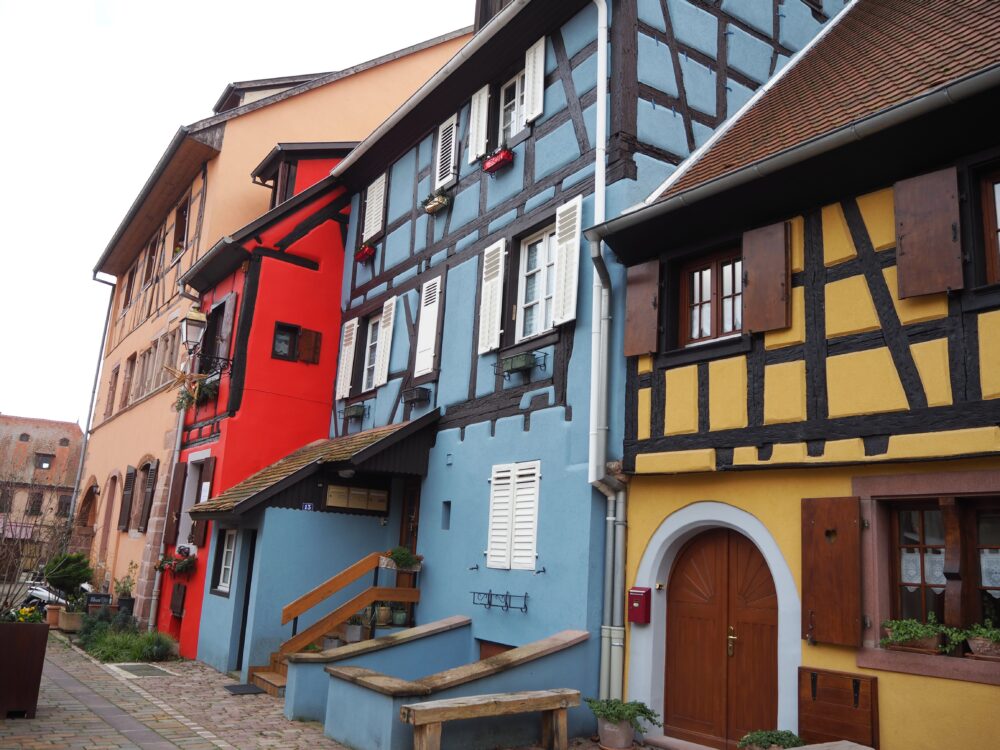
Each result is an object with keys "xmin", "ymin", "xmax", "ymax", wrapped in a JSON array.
[
  {"xmin": 298, "ymin": 329, "xmax": 322, "ymax": 364},
  {"xmin": 188, "ymin": 456, "xmax": 216, "ymax": 547},
  {"xmin": 894, "ymin": 166, "xmax": 963, "ymax": 298},
  {"xmin": 742, "ymin": 222, "xmax": 790, "ymax": 333},
  {"xmin": 137, "ymin": 459, "xmax": 160, "ymax": 533},
  {"xmin": 802, "ymin": 496, "xmax": 862, "ymax": 647},
  {"xmin": 624, "ymin": 260, "xmax": 660, "ymax": 356},
  {"xmin": 163, "ymin": 462, "xmax": 187, "ymax": 546},
  {"xmin": 117, "ymin": 466, "xmax": 137, "ymax": 531}
]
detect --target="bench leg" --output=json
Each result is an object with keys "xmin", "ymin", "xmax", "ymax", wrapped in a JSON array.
[
  {"xmin": 541, "ymin": 711, "xmax": 553, "ymax": 748},
  {"xmin": 413, "ymin": 722, "xmax": 442, "ymax": 750},
  {"xmin": 540, "ymin": 708, "xmax": 568, "ymax": 750}
]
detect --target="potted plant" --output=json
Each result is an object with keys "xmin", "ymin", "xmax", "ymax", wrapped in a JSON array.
[
  {"xmin": 375, "ymin": 601, "xmax": 392, "ymax": 626},
  {"xmin": 482, "ymin": 144, "xmax": 515, "ymax": 174},
  {"xmin": 737, "ymin": 730, "xmax": 805, "ymax": 749},
  {"xmin": 57, "ymin": 593, "xmax": 87, "ymax": 633},
  {"xmin": 173, "ymin": 554, "xmax": 196, "ymax": 576},
  {"xmin": 421, "ymin": 188, "xmax": 451, "ymax": 215},
  {"xmin": 391, "ymin": 606, "xmax": 408, "ymax": 626},
  {"xmin": 0, "ymin": 605, "xmax": 49, "ymax": 718},
  {"xmin": 355, "ymin": 242, "xmax": 376, "ymax": 263},
  {"xmin": 114, "ymin": 561, "xmax": 138, "ymax": 616},
  {"xmin": 343, "ymin": 614, "xmax": 365, "ymax": 643},
  {"xmin": 44, "ymin": 552, "xmax": 94, "ymax": 632},
  {"xmin": 584, "ymin": 698, "xmax": 661, "ymax": 749},
  {"xmin": 880, "ymin": 613, "xmax": 958, "ymax": 653},
  {"xmin": 379, "ymin": 546, "xmax": 423, "ymax": 572},
  {"xmin": 964, "ymin": 620, "xmax": 1000, "ymax": 657}
]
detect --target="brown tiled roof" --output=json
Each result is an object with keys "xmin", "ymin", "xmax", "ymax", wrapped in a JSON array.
[
  {"xmin": 658, "ymin": 0, "xmax": 1000, "ymax": 202},
  {"xmin": 190, "ymin": 422, "xmax": 408, "ymax": 515}
]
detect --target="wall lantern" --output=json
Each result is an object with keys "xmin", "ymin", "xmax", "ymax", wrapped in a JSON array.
[{"xmin": 181, "ymin": 307, "xmax": 208, "ymax": 356}]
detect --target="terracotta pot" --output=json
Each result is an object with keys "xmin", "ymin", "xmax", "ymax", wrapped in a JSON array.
[
  {"xmin": 885, "ymin": 630, "xmax": 942, "ymax": 651},
  {"xmin": 58, "ymin": 609, "xmax": 84, "ymax": 633},
  {"xmin": 0, "ymin": 622, "xmax": 49, "ymax": 718},
  {"xmin": 376, "ymin": 606, "xmax": 392, "ymax": 626},
  {"xmin": 596, "ymin": 718, "xmax": 634, "ymax": 749},
  {"xmin": 45, "ymin": 605, "xmax": 62, "ymax": 627},
  {"xmin": 968, "ymin": 636, "xmax": 1000, "ymax": 657}
]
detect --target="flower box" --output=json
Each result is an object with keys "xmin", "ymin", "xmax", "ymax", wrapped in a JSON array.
[
  {"xmin": 58, "ymin": 609, "xmax": 84, "ymax": 633},
  {"xmin": 378, "ymin": 555, "xmax": 423, "ymax": 573},
  {"xmin": 355, "ymin": 243, "xmax": 376, "ymax": 263},
  {"xmin": 483, "ymin": 147, "xmax": 515, "ymax": 174},
  {"xmin": 343, "ymin": 403, "xmax": 366, "ymax": 420},
  {"xmin": 401, "ymin": 386, "xmax": 430, "ymax": 404},
  {"xmin": 968, "ymin": 636, "xmax": 1000, "ymax": 657},
  {"xmin": 501, "ymin": 351, "xmax": 538, "ymax": 374},
  {"xmin": 0, "ymin": 622, "xmax": 49, "ymax": 718},
  {"xmin": 422, "ymin": 194, "xmax": 451, "ymax": 214}
]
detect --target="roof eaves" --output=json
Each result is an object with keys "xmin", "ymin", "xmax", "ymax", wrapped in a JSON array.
[{"xmin": 212, "ymin": 72, "xmax": 330, "ymax": 113}]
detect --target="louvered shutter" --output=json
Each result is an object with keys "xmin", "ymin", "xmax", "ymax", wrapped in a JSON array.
[
  {"xmin": 362, "ymin": 174, "xmax": 386, "ymax": 242},
  {"xmin": 373, "ymin": 296, "xmax": 396, "ymax": 388},
  {"xmin": 552, "ymin": 195, "xmax": 582, "ymax": 326},
  {"xmin": 117, "ymin": 466, "xmax": 137, "ymax": 531},
  {"xmin": 163, "ymin": 462, "xmax": 187, "ymax": 546},
  {"xmin": 468, "ymin": 86, "xmax": 490, "ymax": 164},
  {"xmin": 486, "ymin": 464, "xmax": 515, "ymax": 569},
  {"xmin": 414, "ymin": 278, "xmax": 442, "ymax": 377},
  {"xmin": 335, "ymin": 319, "xmax": 359, "ymax": 400},
  {"xmin": 216, "ymin": 294, "xmax": 236, "ymax": 359},
  {"xmin": 478, "ymin": 239, "xmax": 507, "ymax": 354},
  {"xmin": 510, "ymin": 461, "xmax": 540, "ymax": 570},
  {"xmin": 137, "ymin": 459, "xmax": 159, "ymax": 533},
  {"xmin": 189, "ymin": 456, "xmax": 215, "ymax": 548},
  {"xmin": 434, "ymin": 115, "xmax": 459, "ymax": 191},
  {"xmin": 524, "ymin": 37, "xmax": 545, "ymax": 123}
]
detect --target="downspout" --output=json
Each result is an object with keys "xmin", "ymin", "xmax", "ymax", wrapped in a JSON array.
[
  {"xmin": 589, "ymin": 0, "xmax": 627, "ymax": 701},
  {"xmin": 71, "ymin": 276, "xmax": 116, "ymax": 524}
]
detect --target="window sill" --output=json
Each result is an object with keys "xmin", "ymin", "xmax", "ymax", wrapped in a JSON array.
[
  {"xmin": 961, "ymin": 282, "xmax": 1000, "ymax": 313},
  {"xmin": 655, "ymin": 335, "xmax": 752, "ymax": 368},
  {"xmin": 501, "ymin": 329, "xmax": 559, "ymax": 358},
  {"xmin": 210, "ymin": 587, "xmax": 230, "ymax": 599},
  {"xmin": 856, "ymin": 646, "xmax": 1000, "ymax": 686}
]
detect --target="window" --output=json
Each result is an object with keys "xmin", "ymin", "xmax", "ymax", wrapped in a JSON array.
[
  {"xmin": 34, "ymin": 453, "xmax": 54, "ymax": 470},
  {"xmin": 979, "ymin": 167, "xmax": 1000, "ymax": 285},
  {"xmin": 18, "ymin": 433, "xmax": 29, "ymax": 442},
  {"xmin": 120, "ymin": 354, "xmax": 136, "ymax": 408},
  {"xmin": 0, "ymin": 491, "xmax": 11, "ymax": 513},
  {"xmin": 499, "ymin": 71, "xmax": 527, "ymax": 144},
  {"xmin": 893, "ymin": 505, "xmax": 946, "ymax": 622},
  {"xmin": 27, "ymin": 493, "xmax": 43, "ymax": 516},
  {"xmin": 978, "ymin": 510, "xmax": 1000, "ymax": 624},
  {"xmin": 515, "ymin": 225, "xmax": 557, "ymax": 341},
  {"xmin": 57, "ymin": 495, "xmax": 71, "ymax": 518},
  {"xmin": 59, "ymin": 438, "xmax": 70, "ymax": 447},
  {"xmin": 213, "ymin": 528, "xmax": 237, "ymax": 594},
  {"xmin": 172, "ymin": 195, "xmax": 190, "ymax": 258},
  {"xmin": 121, "ymin": 266, "xmax": 138, "ymax": 314},
  {"xmin": 362, "ymin": 315, "xmax": 381, "ymax": 393},
  {"xmin": 679, "ymin": 252, "xmax": 743, "ymax": 346},
  {"xmin": 142, "ymin": 232, "xmax": 160, "ymax": 287},
  {"xmin": 486, "ymin": 461, "xmax": 540, "ymax": 571},
  {"xmin": 272, "ymin": 323, "xmax": 299, "ymax": 360},
  {"xmin": 361, "ymin": 174, "xmax": 387, "ymax": 243},
  {"xmin": 336, "ymin": 297, "xmax": 395, "ymax": 399}
]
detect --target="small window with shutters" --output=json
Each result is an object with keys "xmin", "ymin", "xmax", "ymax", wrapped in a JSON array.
[
  {"xmin": 677, "ymin": 250, "xmax": 743, "ymax": 347},
  {"xmin": 272, "ymin": 322, "xmax": 300, "ymax": 361},
  {"xmin": 486, "ymin": 461, "xmax": 540, "ymax": 571},
  {"xmin": 977, "ymin": 164, "xmax": 1000, "ymax": 286},
  {"xmin": 434, "ymin": 115, "xmax": 459, "ymax": 191},
  {"xmin": 338, "ymin": 296, "xmax": 396, "ymax": 398},
  {"xmin": 361, "ymin": 173, "xmax": 387, "ymax": 244}
]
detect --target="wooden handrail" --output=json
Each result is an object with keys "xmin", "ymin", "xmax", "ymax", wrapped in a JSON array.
[
  {"xmin": 281, "ymin": 551, "xmax": 382, "ymax": 625},
  {"xmin": 278, "ymin": 586, "xmax": 420, "ymax": 655}
]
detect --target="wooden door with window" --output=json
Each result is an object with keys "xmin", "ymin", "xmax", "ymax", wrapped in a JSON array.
[
  {"xmin": 396, "ymin": 478, "xmax": 422, "ymax": 624},
  {"xmin": 665, "ymin": 529, "xmax": 778, "ymax": 749}
]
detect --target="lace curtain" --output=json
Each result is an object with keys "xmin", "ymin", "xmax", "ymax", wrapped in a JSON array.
[
  {"xmin": 982, "ymin": 549, "xmax": 1000, "ymax": 599},
  {"xmin": 900, "ymin": 548, "xmax": 945, "ymax": 593}
]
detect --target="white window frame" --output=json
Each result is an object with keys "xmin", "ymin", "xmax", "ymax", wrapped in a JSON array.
[
  {"xmin": 498, "ymin": 70, "xmax": 527, "ymax": 145},
  {"xmin": 216, "ymin": 529, "xmax": 237, "ymax": 593},
  {"xmin": 515, "ymin": 224, "xmax": 557, "ymax": 342},
  {"xmin": 362, "ymin": 314, "xmax": 381, "ymax": 393}
]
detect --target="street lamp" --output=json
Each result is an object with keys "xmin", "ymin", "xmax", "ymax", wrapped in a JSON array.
[{"xmin": 181, "ymin": 307, "xmax": 208, "ymax": 356}]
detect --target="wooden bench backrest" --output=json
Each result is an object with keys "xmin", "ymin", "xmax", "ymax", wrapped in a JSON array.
[{"xmin": 400, "ymin": 688, "xmax": 581, "ymax": 726}]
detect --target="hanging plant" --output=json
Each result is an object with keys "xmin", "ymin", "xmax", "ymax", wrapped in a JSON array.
[
  {"xmin": 421, "ymin": 188, "xmax": 451, "ymax": 215},
  {"xmin": 482, "ymin": 145, "xmax": 515, "ymax": 174},
  {"xmin": 355, "ymin": 243, "xmax": 376, "ymax": 263},
  {"xmin": 173, "ymin": 555, "xmax": 197, "ymax": 575}
]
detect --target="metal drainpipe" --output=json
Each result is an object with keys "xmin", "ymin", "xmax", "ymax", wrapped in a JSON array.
[
  {"xmin": 610, "ymin": 488, "xmax": 627, "ymax": 699},
  {"xmin": 70, "ymin": 276, "xmax": 116, "ymax": 525}
]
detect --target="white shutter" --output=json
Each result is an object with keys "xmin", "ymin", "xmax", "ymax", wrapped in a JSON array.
[
  {"xmin": 434, "ymin": 115, "xmax": 459, "ymax": 190},
  {"xmin": 362, "ymin": 173, "xmax": 386, "ymax": 242},
  {"xmin": 468, "ymin": 85, "xmax": 490, "ymax": 164},
  {"xmin": 414, "ymin": 278, "xmax": 442, "ymax": 377},
  {"xmin": 335, "ymin": 319, "xmax": 358, "ymax": 400},
  {"xmin": 552, "ymin": 195, "xmax": 582, "ymax": 326},
  {"xmin": 524, "ymin": 37, "xmax": 546, "ymax": 123},
  {"xmin": 477, "ymin": 239, "xmax": 507, "ymax": 354},
  {"xmin": 486, "ymin": 464, "xmax": 515, "ymax": 570},
  {"xmin": 510, "ymin": 461, "xmax": 540, "ymax": 571},
  {"xmin": 373, "ymin": 296, "xmax": 396, "ymax": 387}
]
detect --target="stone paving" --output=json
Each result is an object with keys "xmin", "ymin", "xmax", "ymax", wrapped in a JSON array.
[{"xmin": 0, "ymin": 634, "xmax": 605, "ymax": 750}]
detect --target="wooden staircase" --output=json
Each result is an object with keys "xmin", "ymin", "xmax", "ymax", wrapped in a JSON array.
[{"xmin": 248, "ymin": 551, "xmax": 419, "ymax": 696}]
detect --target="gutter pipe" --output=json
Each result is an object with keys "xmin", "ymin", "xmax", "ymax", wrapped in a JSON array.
[{"xmin": 587, "ymin": 0, "xmax": 627, "ymax": 701}]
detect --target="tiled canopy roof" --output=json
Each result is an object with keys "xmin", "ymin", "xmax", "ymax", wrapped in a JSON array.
[
  {"xmin": 189, "ymin": 422, "xmax": 409, "ymax": 516},
  {"xmin": 656, "ymin": 0, "xmax": 1000, "ymax": 203}
]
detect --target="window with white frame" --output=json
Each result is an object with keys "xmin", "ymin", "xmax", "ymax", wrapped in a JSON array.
[
  {"xmin": 499, "ymin": 70, "xmax": 527, "ymax": 144},
  {"xmin": 362, "ymin": 314, "xmax": 381, "ymax": 393},
  {"xmin": 335, "ymin": 297, "xmax": 397, "ymax": 400},
  {"xmin": 516, "ymin": 225, "xmax": 557, "ymax": 341},
  {"xmin": 486, "ymin": 461, "xmax": 540, "ymax": 571},
  {"xmin": 215, "ymin": 529, "xmax": 237, "ymax": 594}
]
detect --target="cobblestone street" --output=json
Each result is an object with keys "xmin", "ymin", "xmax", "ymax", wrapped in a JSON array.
[{"xmin": 0, "ymin": 634, "xmax": 602, "ymax": 750}]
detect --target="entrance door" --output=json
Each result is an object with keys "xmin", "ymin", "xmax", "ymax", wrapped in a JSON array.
[
  {"xmin": 664, "ymin": 529, "xmax": 778, "ymax": 749},
  {"xmin": 396, "ymin": 478, "xmax": 421, "ymax": 625}
]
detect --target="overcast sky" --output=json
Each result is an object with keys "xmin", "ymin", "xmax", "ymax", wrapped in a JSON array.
[{"xmin": 0, "ymin": 0, "xmax": 471, "ymax": 426}]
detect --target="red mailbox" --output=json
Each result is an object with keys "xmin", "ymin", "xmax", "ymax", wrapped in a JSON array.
[{"xmin": 627, "ymin": 586, "xmax": 651, "ymax": 624}]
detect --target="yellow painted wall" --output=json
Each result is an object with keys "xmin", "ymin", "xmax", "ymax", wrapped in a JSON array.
[
  {"xmin": 764, "ymin": 360, "xmax": 806, "ymax": 424},
  {"xmin": 827, "ymin": 348, "xmax": 907, "ymax": 418},
  {"xmin": 625, "ymin": 457, "xmax": 1000, "ymax": 750},
  {"xmin": 788, "ymin": 215, "xmax": 805, "ymax": 273},
  {"xmin": 910, "ymin": 338, "xmax": 952, "ymax": 407},
  {"xmin": 882, "ymin": 266, "xmax": 948, "ymax": 325},
  {"xmin": 855, "ymin": 187, "xmax": 895, "ymax": 251},
  {"xmin": 822, "ymin": 202, "xmax": 856, "ymax": 266},
  {"xmin": 764, "ymin": 286, "xmax": 805, "ymax": 350},
  {"xmin": 979, "ymin": 309, "xmax": 1000, "ymax": 399},
  {"xmin": 825, "ymin": 275, "xmax": 880, "ymax": 338},
  {"xmin": 709, "ymin": 356, "xmax": 747, "ymax": 430},
  {"xmin": 637, "ymin": 388, "xmax": 651, "ymax": 441},
  {"xmin": 664, "ymin": 366, "xmax": 699, "ymax": 435}
]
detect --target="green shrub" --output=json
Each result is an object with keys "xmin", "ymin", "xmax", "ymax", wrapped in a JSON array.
[
  {"xmin": 584, "ymin": 698, "xmax": 662, "ymax": 732},
  {"xmin": 880, "ymin": 612, "xmax": 961, "ymax": 653},
  {"xmin": 77, "ymin": 610, "xmax": 177, "ymax": 662},
  {"xmin": 965, "ymin": 619, "xmax": 1000, "ymax": 643},
  {"xmin": 387, "ymin": 546, "xmax": 420, "ymax": 569},
  {"xmin": 44, "ymin": 553, "xmax": 93, "ymax": 595},
  {"xmin": 737, "ymin": 730, "xmax": 805, "ymax": 748},
  {"xmin": 137, "ymin": 632, "xmax": 175, "ymax": 661}
]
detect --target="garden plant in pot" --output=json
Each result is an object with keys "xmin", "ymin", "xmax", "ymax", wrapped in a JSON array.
[
  {"xmin": 737, "ymin": 729, "xmax": 805, "ymax": 750},
  {"xmin": 963, "ymin": 620, "xmax": 1000, "ymax": 657},
  {"xmin": 584, "ymin": 698, "xmax": 661, "ymax": 749},
  {"xmin": 880, "ymin": 613, "xmax": 960, "ymax": 653},
  {"xmin": 44, "ymin": 552, "xmax": 94, "ymax": 634},
  {"xmin": 114, "ymin": 561, "xmax": 138, "ymax": 616}
]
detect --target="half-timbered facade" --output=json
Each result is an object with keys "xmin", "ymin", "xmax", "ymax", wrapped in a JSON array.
[{"xmin": 590, "ymin": 1, "xmax": 1000, "ymax": 748}]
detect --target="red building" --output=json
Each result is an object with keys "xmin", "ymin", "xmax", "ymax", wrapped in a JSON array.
[{"xmin": 153, "ymin": 148, "xmax": 352, "ymax": 658}]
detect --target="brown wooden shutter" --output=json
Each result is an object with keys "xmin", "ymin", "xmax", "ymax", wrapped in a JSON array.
[
  {"xmin": 624, "ymin": 260, "xmax": 660, "ymax": 356},
  {"xmin": 801, "ymin": 496, "xmax": 862, "ymax": 647},
  {"xmin": 798, "ymin": 668, "xmax": 879, "ymax": 749},
  {"xmin": 216, "ymin": 294, "xmax": 237, "ymax": 359},
  {"xmin": 298, "ymin": 329, "xmax": 322, "ymax": 364},
  {"xmin": 188, "ymin": 456, "xmax": 216, "ymax": 547},
  {"xmin": 117, "ymin": 466, "xmax": 137, "ymax": 531},
  {"xmin": 894, "ymin": 166, "xmax": 963, "ymax": 298},
  {"xmin": 136, "ymin": 459, "xmax": 159, "ymax": 533},
  {"xmin": 163, "ymin": 462, "xmax": 187, "ymax": 546},
  {"xmin": 742, "ymin": 221, "xmax": 790, "ymax": 333},
  {"xmin": 170, "ymin": 582, "xmax": 187, "ymax": 617}
]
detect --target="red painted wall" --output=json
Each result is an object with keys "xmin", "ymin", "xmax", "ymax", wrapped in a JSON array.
[
  {"xmin": 154, "ymin": 177, "xmax": 347, "ymax": 659},
  {"xmin": 292, "ymin": 157, "xmax": 338, "ymax": 195}
]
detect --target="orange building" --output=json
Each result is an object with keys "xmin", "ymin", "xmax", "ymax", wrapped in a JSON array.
[{"xmin": 78, "ymin": 29, "xmax": 472, "ymax": 629}]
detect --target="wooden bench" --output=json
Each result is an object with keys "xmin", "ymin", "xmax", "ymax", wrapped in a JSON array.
[{"xmin": 399, "ymin": 688, "xmax": 580, "ymax": 750}]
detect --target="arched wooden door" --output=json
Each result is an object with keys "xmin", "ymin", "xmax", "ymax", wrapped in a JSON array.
[{"xmin": 665, "ymin": 528, "xmax": 778, "ymax": 749}]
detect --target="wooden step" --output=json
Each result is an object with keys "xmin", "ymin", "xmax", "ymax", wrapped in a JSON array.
[{"xmin": 250, "ymin": 670, "xmax": 287, "ymax": 697}]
